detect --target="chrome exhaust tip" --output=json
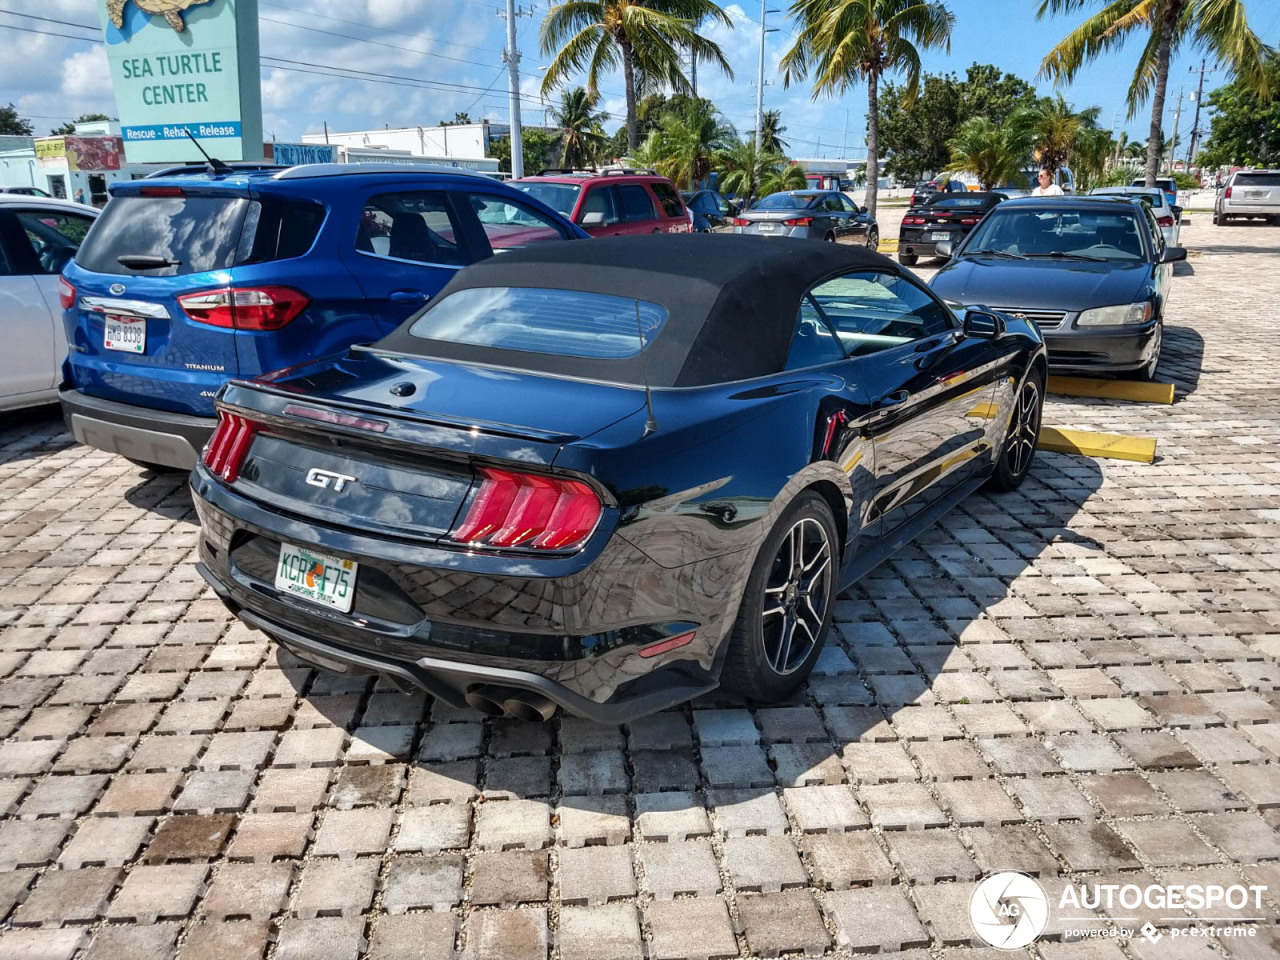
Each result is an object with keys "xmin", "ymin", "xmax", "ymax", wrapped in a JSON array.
[
  {"xmin": 501, "ymin": 692, "xmax": 557, "ymax": 723},
  {"xmin": 464, "ymin": 685, "xmax": 508, "ymax": 717}
]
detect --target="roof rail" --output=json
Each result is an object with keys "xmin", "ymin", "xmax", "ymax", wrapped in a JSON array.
[
  {"xmin": 272, "ymin": 162, "xmax": 497, "ymax": 180},
  {"xmin": 534, "ymin": 167, "xmax": 596, "ymax": 176},
  {"xmin": 143, "ymin": 162, "xmax": 286, "ymax": 179},
  {"xmin": 598, "ymin": 167, "xmax": 657, "ymax": 176}
]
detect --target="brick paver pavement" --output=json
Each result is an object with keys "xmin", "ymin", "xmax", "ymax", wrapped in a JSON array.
[{"xmin": 0, "ymin": 213, "xmax": 1277, "ymax": 958}]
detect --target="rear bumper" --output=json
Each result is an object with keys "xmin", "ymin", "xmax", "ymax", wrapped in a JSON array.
[
  {"xmin": 59, "ymin": 387, "xmax": 213, "ymax": 469},
  {"xmin": 1043, "ymin": 322, "xmax": 1158, "ymax": 373},
  {"xmin": 1220, "ymin": 204, "xmax": 1279, "ymax": 217},
  {"xmin": 192, "ymin": 468, "xmax": 745, "ymax": 722}
]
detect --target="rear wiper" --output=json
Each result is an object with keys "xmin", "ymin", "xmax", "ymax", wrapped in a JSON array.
[
  {"xmin": 966, "ymin": 249, "xmax": 1027, "ymax": 260},
  {"xmin": 117, "ymin": 254, "xmax": 181, "ymax": 270},
  {"xmin": 1024, "ymin": 251, "xmax": 1108, "ymax": 262}
]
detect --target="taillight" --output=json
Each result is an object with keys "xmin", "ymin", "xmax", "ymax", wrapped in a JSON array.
[
  {"xmin": 1156, "ymin": 215, "xmax": 1174, "ymax": 227},
  {"xmin": 202, "ymin": 412, "xmax": 260, "ymax": 483},
  {"xmin": 731, "ymin": 217, "xmax": 749, "ymax": 226},
  {"xmin": 1224, "ymin": 185, "xmax": 1232, "ymax": 198},
  {"xmin": 782, "ymin": 217, "xmax": 814, "ymax": 226},
  {"xmin": 178, "ymin": 286, "xmax": 309, "ymax": 331},
  {"xmin": 57, "ymin": 276, "xmax": 75, "ymax": 310},
  {"xmin": 452, "ymin": 467, "xmax": 602, "ymax": 551},
  {"xmin": 903, "ymin": 216, "xmax": 925, "ymax": 225},
  {"xmin": 960, "ymin": 217, "xmax": 979, "ymax": 225}
]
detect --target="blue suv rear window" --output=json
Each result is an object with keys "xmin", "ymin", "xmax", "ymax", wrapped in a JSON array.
[
  {"xmin": 76, "ymin": 194, "xmax": 325, "ymax": 276},
  {"xmin": 75, "ymin": 195, "xmax": 249, "ymax": 276}
]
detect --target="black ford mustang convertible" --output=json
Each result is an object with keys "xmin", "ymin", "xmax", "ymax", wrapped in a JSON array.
[{"xmin": 194, "ymin": 235, "xmax": 1046, "ymax": 722}]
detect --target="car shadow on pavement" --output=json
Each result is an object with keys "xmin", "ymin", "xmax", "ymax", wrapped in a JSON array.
[
  {"xmin": 0, "ymin": 404, "xmax": 72, "ymax": 467},
  {"xmin": 267, "ymin": 452, "xmax": 1104, "ymax": 826},
  {"xmin": 1163, "ymin": 324, "xmax": 1206, "ymax": 396},
  {"xmin": 123, "ymin": 470, "xmax": 199, "ymax": 525}
]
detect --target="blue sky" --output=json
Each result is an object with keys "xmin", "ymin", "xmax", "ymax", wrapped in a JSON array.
[{"xmin": 3, "ymin": 0, "xmax": 1278, "ymax": 156}]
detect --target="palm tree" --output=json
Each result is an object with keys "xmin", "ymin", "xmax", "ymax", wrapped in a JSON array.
[
  {"xmin": 1071, "ymin": 124, "xmax": 1114, "ymax": 190},
  {"xmin": 780, "ymin": 0, "xmax": 954, "ymax": 219},
  {"xmin": 1037, "ymin": 0, "xmax": 1273, "ymax": 189},
  {"xmin": 540, "ymin": 0, "xmax": 735, "ymax": 152},
  {"xmin": 1018, "ymin": 94, "xmax": 1094, "ymax": 176},
  {"xmin": 651, "ymin": 103, "xmax": 735, "ymax": 187},
  {"xmin": 945, "ymin": 116, "xmax": 1028, "ymax": 190},
  {"xmin": 759, "ymin": 109, "xmax": 789, "ymax": 152},
  {"xmin": 713, "ymin": 136, "xmax": 800, "ymax": 204},
  {"xmin": 550, "ymin": 87, "xmax": 609, "ymax": 168}
]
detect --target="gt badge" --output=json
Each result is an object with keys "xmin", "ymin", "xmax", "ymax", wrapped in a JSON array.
[{"xmin": 305, "ymin": 468, "xmax": 357, "ymax": 493}]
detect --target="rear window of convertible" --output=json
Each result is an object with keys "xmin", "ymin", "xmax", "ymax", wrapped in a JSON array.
[{"xmin": 406, "ymin": 287, "xmax": 667, "ymax": 360}]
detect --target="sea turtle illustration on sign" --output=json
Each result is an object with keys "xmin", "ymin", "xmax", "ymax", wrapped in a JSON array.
[{"xmin": 106, "ymin": 0, "xmax": 213, "ymax": 33}]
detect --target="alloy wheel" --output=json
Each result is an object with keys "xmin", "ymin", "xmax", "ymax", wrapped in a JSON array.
[
  {"xmin": 866, "ymin": 229, "xmax": 879, "ymax": 250},
  {"xmin": 1006, "ymin": 378, "xmax": 1041, "ymax": 477},
  {"xmin": 761, "ymin": 517, "xmax": 832, "ymax": 675}
]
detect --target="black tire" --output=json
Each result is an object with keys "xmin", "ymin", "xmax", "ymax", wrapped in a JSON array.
[
  {"xmin": 988, "ymin": 370, "xmax": 1044, "ymax": 492},
  {"xmin": 823, "ymin": 232, "xmax": 836, "ymax": 242},
  {"xmin": 865, "ymin": 227, "xmax": 879, "ymax": 251},
  {"xmin": 1212, "ymin": 210, "xmax": 1220, "ymax": 225},
  {"xmin": 897, "ymin": 251, "xmax": 918, "ymax": 266},
  {"xmin": 721, "ymin": 491, "xmax": 839, "ymax": 702},
  {"xmin": 1122, "ymin": 320, "xmax": 1162, "ymax": 381}
]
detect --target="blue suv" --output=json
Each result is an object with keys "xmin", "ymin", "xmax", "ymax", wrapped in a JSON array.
[{"xmin": 59, "ymin": 163, "xmax": 588, "ymax": 470}]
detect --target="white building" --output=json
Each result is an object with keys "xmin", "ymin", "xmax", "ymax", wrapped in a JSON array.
[{"xmin": 302, "ymin": 122, "xmax": 505, "ymax": 172}]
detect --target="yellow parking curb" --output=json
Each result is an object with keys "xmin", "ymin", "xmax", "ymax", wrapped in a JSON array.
[
  {"xmin": 1038, "ymin": 426, "xmax": 1156, "ymax": 463},
  {"xmin": 1047, "ymin": 375, "xmax": 1175, "ymax": 405}
]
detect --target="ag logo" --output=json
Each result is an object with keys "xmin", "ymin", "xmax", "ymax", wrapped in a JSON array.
[{"xmin": 970, "ymin": 872, "xmax": 1049, "ymax": 949}]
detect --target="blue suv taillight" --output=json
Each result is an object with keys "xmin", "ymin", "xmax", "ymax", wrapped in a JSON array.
[{"xmin": 178, "ymin": 286, "xmax": 310, "ymax": 330}]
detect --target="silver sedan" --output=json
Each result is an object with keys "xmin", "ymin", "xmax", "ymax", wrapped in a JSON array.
[{"xmin": 733, "ymin": 190, "xmax": 879, "ymax": 247}]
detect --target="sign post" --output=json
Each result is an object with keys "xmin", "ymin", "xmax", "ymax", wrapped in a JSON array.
[{"xmin": 99, "ymin": 0, "xmax": 263, "ymax": 164}]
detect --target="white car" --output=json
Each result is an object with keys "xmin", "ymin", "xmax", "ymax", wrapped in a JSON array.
[
  {"xmin": 1089, "ymin": 185, "xmax": 1180, "ymax": 247},
  {"xmin": 0, "ymin": 196, "xmax": 99, "ymax": 411}
]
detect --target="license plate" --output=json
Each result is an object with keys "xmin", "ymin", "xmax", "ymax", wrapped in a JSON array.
[
  {"xmin": 103, "ymin": 315, "xmax": 145, "ymax": 353},
  {"xmin": 929, "ymin": 231, "xmax": 951, "ymax": 241},
  {"xmin": 757, "ymin": 222, "xmax": 776, "ymax": 232},
  {"xmin": 1244, "ymin": 189, "xmax": 1269, "ymax": 200},
  {"xmin": 275, "ymin": 543, "xmax": 358, "ymax": 613}
]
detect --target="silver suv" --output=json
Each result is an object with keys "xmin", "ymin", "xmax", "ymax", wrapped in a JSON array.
[{"xmin": 1214, "ymin": 169, "xmax": 1280, "ymax": 225}]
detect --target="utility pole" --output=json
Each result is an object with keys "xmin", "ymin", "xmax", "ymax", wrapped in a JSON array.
[
  {"xmin": 1166, "ymin": 87, "xmax": 1183, "ymax": 175},
  {"xmin": 1186, "ymin": 59, "xmax": 1214, "ymax": 171},
  {"xmin": 499, "ymin": 0, "xmax": 532, "ymax": 177},
  {"xmin": 842, "ymin": 109, "xmax": 849, "ymax": 159},
  {"xmin": 754, "ymin": 4, "xmax": 779, "ymax": 150}
]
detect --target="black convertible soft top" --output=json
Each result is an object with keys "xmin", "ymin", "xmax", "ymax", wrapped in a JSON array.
[{"xmin": 373, "ymin": 234, "xmax": 891, "ymax": 387}]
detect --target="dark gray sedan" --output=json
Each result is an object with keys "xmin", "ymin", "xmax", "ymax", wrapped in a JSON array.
[
  {"xmin": 732, "ymin": 190, "xmax": 879, "ymax": 248},
  {"xmin": 930, "ymin": 196, "xmax": 1185, "ymax": 380}
]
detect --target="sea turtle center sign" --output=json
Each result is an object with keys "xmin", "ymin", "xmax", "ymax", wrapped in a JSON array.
[{"xmin": 100, "ymin": 0, "xmax": 263, "ymax": 163}]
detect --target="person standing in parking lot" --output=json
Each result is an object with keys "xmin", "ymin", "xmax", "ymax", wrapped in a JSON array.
[{"xmin": 1031, "ymin": 169, "xmax": 1063, "ymax": 196}]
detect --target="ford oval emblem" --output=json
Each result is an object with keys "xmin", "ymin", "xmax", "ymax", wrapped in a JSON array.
[{"xmin": 109, "ymin": 283, "xmax": 126, "ymax": 296}]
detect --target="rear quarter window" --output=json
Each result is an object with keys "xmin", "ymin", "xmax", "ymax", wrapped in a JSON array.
[
  {"xmin": 650, "ymin": 182, "xmax": 685, "ymax": 219},
  {"xmin": 239, "ymin": 197, "xmax": 325, "ymax": 264},
  {"xmin": 1235, "ymin": 173, "xmax": 1280, "ymax": 187},
  {"xmin": 74, "ymin": 194, "xmax": 250, "ymax": 276}
]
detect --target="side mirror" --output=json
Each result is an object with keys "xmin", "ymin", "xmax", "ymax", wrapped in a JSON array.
[
  {"xmin": 858, "ymin": 205, "xmax": 867, "ymax": 215},
  {"xmin": 1160, "ymin": 246, "xmax": 1187, "ymax": 263},
  {"xmin": 1171, "ymin": 205, "xmax": 1183, "ymax": 219},
  {"xmin": 579, "ymin": 211, "xmax": 606, "ymax": 227},
  {"xmin": 935, "ymin": 239, "xmax": 953, "ymax": 258},
  {"xmin": 963, "ymin": 308, "xmax": 1005, "ymax": 339}
]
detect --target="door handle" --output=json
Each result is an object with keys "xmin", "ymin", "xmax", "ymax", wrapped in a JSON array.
[
  {"xmin": 389, "ymin": 289, "xmax": 427, "ymax": 304},
  {"xmin": 877, "ymin": 390, "xmax": 910, "ymax": 408}
]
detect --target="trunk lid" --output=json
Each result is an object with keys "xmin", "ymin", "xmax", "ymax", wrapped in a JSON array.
[
  {"xmin": 215, "ymin": 352, "xmax": 646, "ymax": 542},
  {"xmin": 1233, "ymin": 172, "xmax": 1280, "ymax": 207}
]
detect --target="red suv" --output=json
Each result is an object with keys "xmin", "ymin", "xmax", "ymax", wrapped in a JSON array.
[{"xmin": 511, "ymin": 168, "xmax": 692, "ymax": 238}]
